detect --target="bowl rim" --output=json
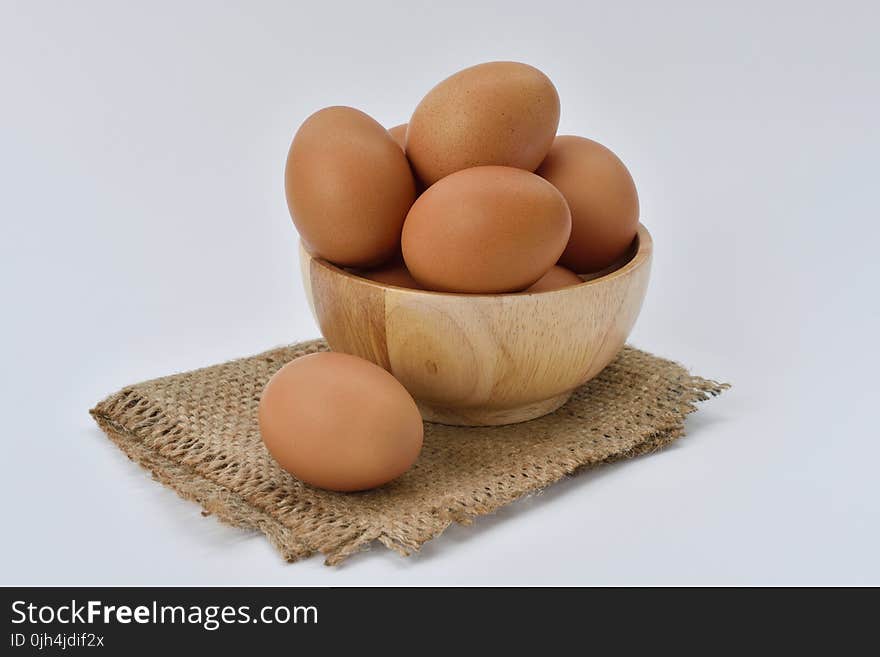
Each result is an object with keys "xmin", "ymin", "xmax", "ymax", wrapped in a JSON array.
[{"xmin": 304, "ymin": 223, "xmax": 652, "ymax": 298}]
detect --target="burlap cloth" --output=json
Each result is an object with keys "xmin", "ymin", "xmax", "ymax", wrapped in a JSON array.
[{"xmin": 90, "ymin": 339, "xmax": 727, "ymax": 565}]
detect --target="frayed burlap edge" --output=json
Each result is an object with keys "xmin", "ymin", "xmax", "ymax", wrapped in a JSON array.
[{"xmin": 90, "ymin": 341, "xmax": 728, "ymax": 566}]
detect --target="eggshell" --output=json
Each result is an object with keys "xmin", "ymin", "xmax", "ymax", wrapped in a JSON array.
[
  {"xmin": 285, "ymin": 107, "xmax": 416, "ymax": 268},
  {"xmin": 406, "ymin": 62, "xmax": 560, "ymax": 186},
  {"xmin": 258, "ymin": 352, "xmax": 423, "ymax": 492},
  {"xmin": 536, "ymin": 136, "xmax": 639, "ymax": 273},
  {"xmin": 388, "ymin": 123, "xmax": 407, "ymax": 150},
  {"xmin": 525, "ymin": 265, "xmax": 583, "ymax": 292},
  {"xmin": 386, "ymin": 122, "xmax": 426, "ymax": 196},
  {"xmin": 360, "ymin": 257, "xmax": 424, "ymax": 289},
  {"xmin": 402, "ymin": 166, "xmax": 571, "ymax": 293}
]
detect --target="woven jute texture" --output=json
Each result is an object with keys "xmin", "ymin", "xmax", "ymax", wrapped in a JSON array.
[{"xmin": 90, "ymin": 339, "xmax": 727, "ymax": 565}]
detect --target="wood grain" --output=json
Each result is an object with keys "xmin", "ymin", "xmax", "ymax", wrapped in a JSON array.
[
  {"xmin": 300, "ymin": 224, "xmax": 652, "ymax": 426},
  {"xmin": 306, "ymin": 249, "xmax": 391, "ymax": 370}
]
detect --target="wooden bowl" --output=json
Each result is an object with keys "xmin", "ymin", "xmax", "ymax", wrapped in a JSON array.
[{"xmin": 300, "ymin": 224, "xmax": 652, "ymax": 426}]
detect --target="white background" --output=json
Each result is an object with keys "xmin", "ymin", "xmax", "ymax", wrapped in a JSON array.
[{"xmin": 2, "ymin": 1, "xmax": 878, "ymax": 585}]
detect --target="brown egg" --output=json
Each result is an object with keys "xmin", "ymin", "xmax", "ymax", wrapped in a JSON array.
[
  {"xmin": 285, "ymin": 107, "xmax": 416, "ymax": 268},
  {"xmin": 388, "ymin": 123, "xmax": 407, "ymax": 150},
  {"xmin": 402, "ymin": 166, "xmax": 571, "ymax": 293},
  {"xmin": 525, "ymin": 265, "xmax": 583, "ymax": 292},
  {"xmin": 536, "ymin": 136, "xmax": 639, "ymax": 273},
  {"xmin": 406, "ymin": 62, "xmax": 560, "ymax": 186},
  {"xmin": 386, "ymin": 122, "xmax": 427, "ymax": 196},
  {"xmin": 359, "ymin": 257, "xmax": 424, "ymax": 289},
  {"xmin": 258, "ymin": 352, "xmax": 423, "ymax": 492}
]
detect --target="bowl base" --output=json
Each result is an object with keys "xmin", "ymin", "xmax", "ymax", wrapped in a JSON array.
[{"xmin": 418, "ymin": 392, "xmax": 572, "ymax": 427}]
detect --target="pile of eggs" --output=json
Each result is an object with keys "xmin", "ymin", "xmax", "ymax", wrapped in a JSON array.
[
  {"xmin": 260, "ymin": 61, "xmax": 641, "ymax": 493},
  {"xmin": 285, "ymin": 61, "xmax": 640, "ymax": 294}
]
